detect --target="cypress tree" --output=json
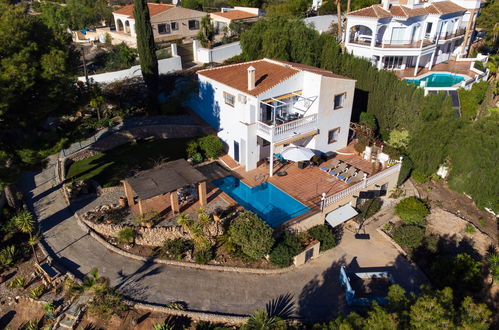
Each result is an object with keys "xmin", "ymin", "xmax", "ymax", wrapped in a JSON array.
[{"xmin": 133, "ymin": 0, "xmax": 159, "ymax": 112}]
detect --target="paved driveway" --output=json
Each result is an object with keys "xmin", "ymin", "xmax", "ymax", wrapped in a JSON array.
[{"xmin": 19, "ymin": 155, "xmax": 426, "ymax": 320}]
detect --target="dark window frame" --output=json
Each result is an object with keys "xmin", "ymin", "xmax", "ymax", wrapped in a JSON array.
[
  {"xmin": 188, "ymin": 20, "xmax": 200, "ymax": 30},
  {"xmin": 171, "ymin": 21, "xmax": 179, "ymax": 31},
  {"xmin": 333, "ymin": 93, "xmax": 346, "ymax": 110},
  {"xmin": 224, "ymin": 92, "xmax": 235, "ymax": 107},
  {"xmin": 328, "ymin": 127, "xmax": 341, "ymax": 144},
  {"xmin": 158, "ymin": 23, "xmax": 171, "ymax": 35}
]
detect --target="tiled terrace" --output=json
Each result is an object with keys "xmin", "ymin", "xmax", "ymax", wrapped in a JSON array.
[
  {"xmin": 233, "ymin": 144, "xmax": 378, "ymax": 208},
  {"xmin": 394, "ymin": 60, "xmax": 475, "ymax": 79}
]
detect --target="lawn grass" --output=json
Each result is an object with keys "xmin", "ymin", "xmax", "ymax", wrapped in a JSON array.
[{"xmin": 66, "ymin": 138, "xmax": 190, "ymax": 187}]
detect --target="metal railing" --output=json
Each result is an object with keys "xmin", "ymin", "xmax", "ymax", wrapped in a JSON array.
[
  {"xmin": 257, "ymin": 114, "xmax": 318, "ymax": 142},
  {"xmin": 320, "ymin": 162, "xmax": 402, "ymax": 211},
  {"xmin": 439, "ymin": 29, "xmax": 466, "ymax": 40}
]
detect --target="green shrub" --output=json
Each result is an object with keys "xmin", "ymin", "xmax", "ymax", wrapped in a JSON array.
[
  {"xmin": 355, "ymin": 198, "xmax": 383, "ymax": 222},
  {"xmin": 395, "ymin": 197, "xmax": 429, "ymax": 226},
  {"xmin": 186, "ymin": 140, "xmax": 199, "ymax": 158},
  {"xmin": 392, "ymin": 225, "xmax": 424, "ymax": 249},
  {"xmin": 465, "ymin": 224, "xmax": 476, "ymax": 234},
  {"xmin": 228, "ymin": 211, "xmax": 274, "ymax": 261},
  {"xmin": 163, "ymin": 238, "xmax": 192, "ymax": 260},
  {"xmin": 198, "ymin": 135, "xmax": 223, "ymax": 159},
  {"xmin": 193, "ymin": 248, "xmax": 213, "ymax": 264},
  {"xmin": 30, "ymin": 285, "xmax": 45, "ymax": 299},
  {"xmin": 0, "ymin": 245, "xmax": 16, "ymax": 269},
  {"xmin": 87, "ymin": 287, "xmax": 127, "ymax": 319},
  {"xmin": 307, "ymin": 225, "xmax": 336, "ymax": 251},
  {"xmin": 117, "ymin": 228, "xmax": 136, "ymax": 244},
  {"xmin": 103, "ymin": 208, "xmax": 128, "ymax": 224},
  {"xmin": 269, "ymin": 232, "xmax": 302, "ymax": 268},
  {"xmin": 8, "ymin": 277, "xmax": 26, "ymax": 289}
]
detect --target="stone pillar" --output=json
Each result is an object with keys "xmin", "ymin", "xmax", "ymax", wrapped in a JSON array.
[
  {"xmin": 198, "ymin": 181, "xmax": 207, "ymax": 206},
  {"xmin": 171, "ymin": 43, "xmax": 178, "ymax": 57},
  {"xmin": 170, "ymin": 191, "xmax": 180, "ymax": 214},
  {"xmin": 123, "ymin": 181, "xmax": 135, "ymax": 206},
  {"xmin": 370, "ymin": 26, "xmax": 377, "ymax": 48},
  {"xmin": 138, "ymin": 199, "xmax": 144, "ymax": 216},
  {"xmin": 377, "ymin": 56, "xmax": 384, "ymax": 70}
]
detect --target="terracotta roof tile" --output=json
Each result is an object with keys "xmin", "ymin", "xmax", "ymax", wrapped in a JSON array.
[
  {"xmin": 212, "ymin": 10, "xmax": 258, "ymax": 20},
  {"xmin": 113, "ymin": 3, "xmax": 174, "ymax": 19},
  {"xmin": 197, "ymin": 59, "xmax": 354, "ymax": 97},
  {"xmin": 427, "ymin": 1, "xmax": 466, "ymax": 14},
  {"xmin": 349, "ymin": 1, "xmax": 465, "ymax": 18},
  {"xmin": 198, "ymin": 60, "xmax": 299, "ymax": 96}
]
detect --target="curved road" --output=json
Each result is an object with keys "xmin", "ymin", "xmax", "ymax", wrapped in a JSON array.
[{"xmin": 19, "ymin": 155, "xmax": 426, "ymax": 320}]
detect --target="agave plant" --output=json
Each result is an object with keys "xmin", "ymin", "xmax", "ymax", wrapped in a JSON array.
[
  {"xmin": 177, "ymin": 214, "xmax": 192, "ymax": 231},
  {"xmin": 8, "ymin": 277, "xmax": 26, "ymax": 289},
  {"xmin": 244, "ymin": 309, "xmax": 282, "ymax": 330},
  {"xmin": 13, "ymin": 211, "xmax": 39, "ymax": 263},
  {"xmin": 0, "ymin": 245, "xmax": 16, "ymax": 268},
  {"xmin": 29, "ymin": 285, "xmax": 45, "ymax": 299}
]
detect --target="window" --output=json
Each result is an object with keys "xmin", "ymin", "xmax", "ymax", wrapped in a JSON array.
[
  {"xmin": 158, "ymin": 24, "xmax": 170, "ymax": 35},
  {"xmin": 171, "ymin": 21, "xmax": 179, "ymax": 31},
  {"xmin": 188, "ymin": 20, "xmax": 200, "ymax": 30},
  {"xmin": 334, "ymin": 93, "xmax": 345, "ymax": 109},
  {"xmin": 328, "ymin": 127, "xmax": 340, "ymax": 144},
  {"xmin": 224, "ymin": 92, "xmax": 235, "ymax": 106}
]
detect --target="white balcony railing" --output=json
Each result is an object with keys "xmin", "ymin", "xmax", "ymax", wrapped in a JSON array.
[
  {"xmin": 320, "ymin": 162, "xmax": 402, "ymax": 211},
  {"xmin": 256, "ymin": 114, "xmax": 318, "ymax": 143}
]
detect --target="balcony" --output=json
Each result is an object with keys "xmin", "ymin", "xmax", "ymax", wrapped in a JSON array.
[
  {"xmin": 257, "ymin": 114, "xmax": 318, "ymax": 144},
  {"xmin": 348, "ymin": 36, "xmax": 435, "ymax": 49},
  {"xmin": 438, "ymin": 28, "xmax": 466, "ymax": 41}
]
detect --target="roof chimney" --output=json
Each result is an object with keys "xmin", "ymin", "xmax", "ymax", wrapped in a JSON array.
[
  {"xmin": 247, "ymin": 66, "xmax": 256, "ymax": 91},
  {"xmin": 382, "ymin": 0, "xmax": 390, "ymax": 10}
]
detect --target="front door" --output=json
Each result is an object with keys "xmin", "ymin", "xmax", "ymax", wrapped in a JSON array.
[
  {"xmin": 305, "ymin": 248, "xmax": 314, "ymax": 263},
  {"xmin": 233, "ymin": 141, "xmax": 240, "ymax": 162}
]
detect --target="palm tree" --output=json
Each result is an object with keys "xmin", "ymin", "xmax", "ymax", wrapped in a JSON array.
[
  {"xmin": 13, "ymin": 211, "xmax": 39, "ymax": 263},
  {"xmin": 243, "ymin": 310, "xmax": 284, "ymax": 330},
  {"xmin": 83, "ymin": 267, "xmax": 109, "ymax": 293},
  {"xmin": 177, "ymin": 214, "xmax": 192, "ymax": 232},
  {"xmin": 197, "ymin": 15, "xmax": 215, "ymax": 48}
]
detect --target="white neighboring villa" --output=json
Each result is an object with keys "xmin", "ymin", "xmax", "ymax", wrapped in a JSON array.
[
  {"xmin": 193, "ymin": 59, "xmax": 356, "ymax": 176},
  {"xmin": 345, "ymin": 0, "xmax": 481, "ymax": 75}
]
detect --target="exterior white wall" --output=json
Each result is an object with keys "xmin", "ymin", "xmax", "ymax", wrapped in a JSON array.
[
  {"xmin": 77, "ymin": 48, "xmax": 182, "ymax": 84},
  {"xmin": 193, "ymin": 40, "xmax": 242, "ymax": 64}
]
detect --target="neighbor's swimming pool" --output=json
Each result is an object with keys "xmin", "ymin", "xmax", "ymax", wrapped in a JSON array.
[
  {"xmin": 406, "ymin": 73, "xmax": 465, "ymax": 87},
  {"xmin": 213, "ymin": 176, "xmax": 309, "ymax": 227}
]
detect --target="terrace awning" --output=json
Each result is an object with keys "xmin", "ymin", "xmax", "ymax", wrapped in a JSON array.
[{"xmin": 325, "ymin": 204, "xmax": 359, "ymax": 227}]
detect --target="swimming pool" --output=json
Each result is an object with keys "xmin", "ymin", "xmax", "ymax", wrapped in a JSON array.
[
  {"xmin": 406, "ymin": 73, "xmax": 465, "ymax": 87},
  {"xmin": 213, "ymin": 176, "xmax": 309, "ymax": 227}
]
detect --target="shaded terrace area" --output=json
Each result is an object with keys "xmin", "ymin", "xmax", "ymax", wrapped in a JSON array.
[
  {"xmin": 233, "ymin": 143, "xmax": 377, "ymax": 208},
  {"xmin": 394, "ymin": 59, "xmax": 475, "ymax": 79},
  {"xmin": 123, "ymin": 159, "xmax": 209, "ymax": 217}
]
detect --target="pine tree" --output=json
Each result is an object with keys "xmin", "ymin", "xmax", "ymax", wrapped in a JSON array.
[{"xmin": 133, "ymin": 0, "xmax": 159, "ymax": 112}]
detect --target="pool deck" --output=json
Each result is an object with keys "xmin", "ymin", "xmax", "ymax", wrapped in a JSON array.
[
  {"xmin": 394, "ymin": 60, "xmax": 475, "ymax": 79},
  {"xmin": 231, "ymin": 143, "xmax": 379, "ymax": 208}
]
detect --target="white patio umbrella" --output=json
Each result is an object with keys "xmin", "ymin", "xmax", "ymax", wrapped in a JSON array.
[{"xmin": 280, "ymin": 146, "xmax": 315, "ymax": 162}]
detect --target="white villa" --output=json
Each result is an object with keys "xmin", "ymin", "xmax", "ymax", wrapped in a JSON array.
[
  {"xmin": 110, "ymin": 3, "xmax": 205, "ymax": 46},
  {"xmin": 193, "ymin": 59, "xmax": 356, "ymax": 176},
  {"xmin": 345, "ymin": 0, "xmax": 481, "ymax": 75}
]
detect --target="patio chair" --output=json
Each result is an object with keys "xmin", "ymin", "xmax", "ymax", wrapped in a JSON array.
[
  {"xmin": 348, "ymin": 171, "xmax": 365, "ymax": 184},
  {"xmin": 343, "ymin": 168, "xmax": 360, "ymax": 182},
  {"xmin": 330, "ymin": 162, "xmax": 348, "ymax": 176},
  {"xmin": 321, "ymin": 159, "xmax": 340, "ymax": 172},
  {"xmin": 338, "ymin": 166, "xmax": 356, "ymax": 180}
]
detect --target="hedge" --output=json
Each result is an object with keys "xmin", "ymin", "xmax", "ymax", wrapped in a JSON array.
[{"xmin": 395, "ymin": 197, "xmax": 429, "ymax": 226}]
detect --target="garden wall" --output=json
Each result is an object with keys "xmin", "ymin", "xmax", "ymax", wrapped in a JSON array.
[
  {"xmin": 77, "ymin": 45, "xmax": 182, "ymax": 84},
  {"xmin": 82, "ymin": 219, "xmax": 188, "ymax": 246},
  {"xmin": 193, "ymin": 40, "xmax": 242, "ymax": 64},
  {"xmin": 293, "ymin": 240, "xmax": 320, "ymax": 266}
]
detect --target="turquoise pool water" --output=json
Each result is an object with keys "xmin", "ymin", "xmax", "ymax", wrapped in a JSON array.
[
  {"xmin": 213, "ymin": 176, "xmax": 309, "ymax": 227},
  {"xmin": 407, "ymin": 73, "xmax": 465, "ymax": 87}
]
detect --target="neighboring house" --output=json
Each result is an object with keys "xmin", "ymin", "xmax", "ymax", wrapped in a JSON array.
[
  {"xmin": 192, "ymin": 58, "xmax": 356, "ymax": 175},
  {"xmin": 210, "ymin": 7, "xmax": 261, "ymax": 34},
  {"xmin": 303, "ymin": 14, "xmax": 339, "ymax": 33},
  {"xmin": 110, "ymin": 3, "xmax": 205, "ymax": 46},
  {"xmin": 345, "ymin": 0, "xmax": 481, "ymax": 75}
]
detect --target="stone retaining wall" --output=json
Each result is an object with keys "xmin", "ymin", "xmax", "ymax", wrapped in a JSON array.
[
  {"xmin": 133, "ymin": 302, "xmax": 248, "ymax": 325},
  {"xmin": 82, "ymin": 220, "xmax": 188, "ymax": 246}
]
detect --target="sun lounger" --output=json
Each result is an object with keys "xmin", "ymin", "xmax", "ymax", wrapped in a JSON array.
[
  {"xmin": 330, "ymin": 162, "xmax": 347, "ymax": 175},
  {"xmin": 340, "ymin": 167, "xmax": 358, "ymax": 181},
  {"xmin": 320, "ymin": 159, "xmax": 341, "ymax": 172},
  {"xmin": 348, "ymin": 171, "xmax": 365, "ymax": 184}
]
